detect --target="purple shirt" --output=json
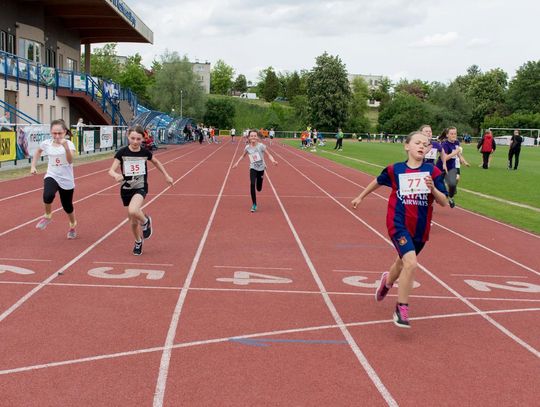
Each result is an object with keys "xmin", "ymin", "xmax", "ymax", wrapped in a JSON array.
[
  {"xmin": 436, "ymin": 140, "xmax": 460, "ymax": 171},
  {"xmin": 424, "ymin": 141, "xmax": 442, "ymax": 164}
]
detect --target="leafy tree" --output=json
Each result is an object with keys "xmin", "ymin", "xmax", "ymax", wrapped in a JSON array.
[
  {"xmin": 507, "ymin": 60, "xmax": 540, "ymax": 113},
  {"xmin": 370, "ymin": 77, "xmax": 392, "ymax": 107},
  {"xmin": 290, "ymin": 95, "xmax": 310, "ymax": 126},
  {"xmin": 210, "ymin": 59, "xmax": 234, "ymax": 95},
  {"xmin": 149, "ymin": 51, "xmax": 206, "ymax": 118},
  {"xmin": 378, "ymin": 93, "xmax": 431, "ymax": 134},
  {"xmin": 117, "ymin": 53, "xmax": 150, "ymax": 105},
  {"xmin": 394, "ymin": 79, "xmax": 431, "ymax": 100},
  {"xmin": 306, "ymin": 52, "xmax": 351, "ymax": 131},
  {"xmin": 87, "ymin": 43, "xmax": 121, "ymax": 81},
  {"xmin": 204, "ymin": 97, "xmax": 235, "ymax": 128},
  {"xmin": 232, "ymin": 74, "xmax": 248, "ymax": 93},
  {"xmin": 285, "ymin": 71, "xmax": 302, "ymax": 100},
  {"xmin": 467, "ymin": 68, "xmax": 508, "ymax": 131},
  {"xmin": 426, "ymin": 83, "xmax": 472, "ymax": 134},
  {"xmin": 257, "ymin": 67, "xmax": 281, "ymax": 101},
  {"xmin": 453, "ymin": 64, "xmax": 482, "ymax": 93},
  {"xmin": 347, "ymin": 77, "xmax": 371, "ymax": 132}
]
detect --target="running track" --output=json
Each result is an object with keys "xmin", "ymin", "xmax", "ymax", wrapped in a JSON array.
[{"xmin": 0, "ymin": 140, "xmax": 538, "ymax": 406}]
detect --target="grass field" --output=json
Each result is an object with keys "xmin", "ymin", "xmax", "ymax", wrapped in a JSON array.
[{"xmin": 282, "ymin": 138, "xmax": 540, "ymax": 234}]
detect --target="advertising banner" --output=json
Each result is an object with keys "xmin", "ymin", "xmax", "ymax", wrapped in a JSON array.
[
  {"xmin": 0, "ymin": 131, "xmax": 16, "ymax": 161},
  {"xmin": 83, "ymin": 130, "xmax": 95, "ymax": 152},
  {"xmin": 73, "ymin": 74, "xmax": 87, "ymax": 91},
  {"xmin": 100, "ymin": 126, "xmax": 114, "ymax": 148},
  {"xmin": 40, "ymin": 67, "xmax": 56, "ymax": 87},
  {"xmin": 16, "ymin": 125, "xmax": 51, "ymax": 159}
]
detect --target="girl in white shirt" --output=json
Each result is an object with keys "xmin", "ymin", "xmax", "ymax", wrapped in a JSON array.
[{"xmin": 31, "ymin": 119, "xmax": 78, "ymax": 239}]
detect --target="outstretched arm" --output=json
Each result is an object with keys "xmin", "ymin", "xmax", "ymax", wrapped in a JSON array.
[
  {"xmin": 264, "ymin": 149, "xmax": 278, "ymax": 166},
  {"xmin": 30, "ymin": 148, "xmax": 43, "ymax": 174},
  {"xmin": 232, "ymin": 151, "xmax": 247, "ymax": 168},
  {"xmin": 351, "ymin": 179, "xmax": 381, "ymax": 209}
]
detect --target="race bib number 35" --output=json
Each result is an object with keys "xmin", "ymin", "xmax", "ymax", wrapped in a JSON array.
[
  {"xmin": 249, "ymin": 152, "xmax": 262, "ymax": 163},
  {"xmin": 123, "ymin": 158, "xmax": 146, "ymax": 176},
  {"xmin": 399, "ymin": 172, "xmax": 430, "ymax": 195}
]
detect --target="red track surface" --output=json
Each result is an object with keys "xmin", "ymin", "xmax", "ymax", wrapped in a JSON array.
[{"xmin": 0, "ymin": 141, "xmax": 538, "ymax": 406}]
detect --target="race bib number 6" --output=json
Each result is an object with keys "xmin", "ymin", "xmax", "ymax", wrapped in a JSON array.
[
  {"xmin": 398, "ymin": 172, "xmax": 430, "ymax": 195},
  {"xmin": 249, "ymin": 152, "xmax": 262, "ymax": 163},
  {"xmin": 123, "ymin": 158, "xmax": 146, "ymax": 176},
  {"xmin": 50, "ymin": 154, "xmax": 68, "ymax": 166}
]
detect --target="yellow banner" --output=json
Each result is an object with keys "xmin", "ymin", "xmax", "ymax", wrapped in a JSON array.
[{"xmin": 0, "ymin": 131, "xmax": 16, "ymax": 161}]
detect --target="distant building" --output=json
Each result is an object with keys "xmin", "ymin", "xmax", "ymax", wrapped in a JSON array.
[
  {"xmin": 192, "ymin": 62, "xmax": 210, "ymax": 94},
  {"xmin": 348, "ymin": 74, "xmax": 384, "ymax": 107}
]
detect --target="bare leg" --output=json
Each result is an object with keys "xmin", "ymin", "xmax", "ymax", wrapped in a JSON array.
[
  {"xmin": 127, "ymin": 194, "xmax": 146, "ymax": 241},
  {"xmin": 395, "ymin": 251, "xmax": 417, "ymax": 304}
]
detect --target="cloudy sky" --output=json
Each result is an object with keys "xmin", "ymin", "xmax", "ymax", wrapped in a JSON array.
[{"xmin": 108, "ymin": 0, "xmax": 540, "ymax": 83}]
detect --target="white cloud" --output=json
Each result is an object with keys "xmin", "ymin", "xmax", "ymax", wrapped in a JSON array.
[
  {"xmin": 409, "ymin": 32, "xmax": 459, "ymax": 48},
  {"xmin": 466, "ymin": 38, "xmax": 490, "ymax": 48}
]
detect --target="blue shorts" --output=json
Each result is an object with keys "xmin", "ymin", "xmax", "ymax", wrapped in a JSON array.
[{"xmin": 391, "ymin": 231, "xmax": 425, "ymax": 258}]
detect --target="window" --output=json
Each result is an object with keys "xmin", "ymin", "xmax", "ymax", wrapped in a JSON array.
[
  {"xmin": 7, "ymin": 34, "xmax": 14, "ymax": 54},
  {"xmin": 66, "ymin": 57, "xmax": 77, "ymax": 72},
  {"xmin": 18, "ymin": 38, "xmax": 42, "ymax": 63},
  {"xmin": 37, "ymin": 104, "xmax": 43, "ymax": 122},
  {"xmin": 45, "ymin": 49, "xmax": 56, "ymax": 68},
  {"xmin": 0, "ymin": 31, "xmax": 6, "ymax": 52},
  {"xmin": 58, "ymin": 54, "xmax": 64, "ymax": 69},
  {"xmin": 50, "ymin": 106, "xmax": 56, "ymax": 122},
  {"xmin": 61, "ymin": 107, "xmax": 67, "ymax": 121}
]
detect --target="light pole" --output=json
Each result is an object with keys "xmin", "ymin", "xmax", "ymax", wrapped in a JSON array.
[{"xmin": 180, "ymin": 90, "xmax": 183, "ymax": 118}]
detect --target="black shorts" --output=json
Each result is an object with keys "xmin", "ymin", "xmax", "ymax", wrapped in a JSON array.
[{"xmin": 120, "ymin": 188, "xmax": 147, "ymax": 206}]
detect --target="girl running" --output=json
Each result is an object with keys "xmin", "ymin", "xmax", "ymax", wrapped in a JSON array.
[
  {"xmin": 436, "ymin": 127, "xmax": 461, "ymax": 208},
  {"xmin": 351, "ymin": 131, "xmax": 448, "ymax": 328},
  {"xmin": 420, "ymin": 124, "xmax": 446, "ymax": 170},
  {"xmin": 31, "ymin": 119, "xmax": 78, "ymax": 239},
  {"xmin": 108, "ymin": 125, "xmax": 174, "ymax": 255},
  {"xmin": 232, "ymin": 129, "xmax": 278, "ymax": 212}
]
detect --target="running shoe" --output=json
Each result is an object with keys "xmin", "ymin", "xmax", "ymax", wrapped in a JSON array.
[
  {"xmin": 449, "ymin": 197, "xmax": 455, "ymax": 208},
  {"xmin": 251, "ymin": 204, "xmax": 257, "ymax": 213},
  {"xmin": 375, "ymin": 272, "xmax": 392, "ymax": 302},
  {"xmin": 35, "ymin": 217, "xmax": 52, "ymax": 230},
  {"xmin": 67, "ymin": 227, "xmax": 77, "ymax": 239},
  {"xmin": 133, "ymin": 240, "xmax": 143, "ymax": 256},
  {"xmin": 393, "ymin": 304, "xmax": 411, "ymax": 328},
  {"xmin": 142, "ymin": 215, "xmax": 152, "ymax": 239}
]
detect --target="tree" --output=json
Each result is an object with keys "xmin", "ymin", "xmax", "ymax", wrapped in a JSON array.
[
  {"xmin": 378, "ymin": 93, "xmax": 431, "ymax": 134},
  {"xmin": 370, "ymin": 77, "xmax": 392, "ymax": 107},
  {"xmin": 257, "ymin": 67, "xmax": 281, "ymax": 102},
  {"xmin": 394, "ymin": 79, "xmax": 431, "ymax": 100},
  {"xmin": 232, "ymin": 74, "xmax": 248, "ymax": 93},
  {"xmin": 426, "ymin": 83, "xmax": 472, "ymax": 134},
  {"xmin": 117, "ymin": 53, "xmax": 151, "ymax": 105},
  {"xmin": 87, "ymin": 43, "xmax": 121, "ymax": 81},
  {"xmin": 204, "ymin": 97, "xmax": 235, "ymax": 128},
  {"xmin": 210, "ymin": 59, "xmax": 234, "ymax": 95},
  {"xmin": 285, "ymin": 71, "xmax": 302, "ymax": 100},
  {"xmin": 148, "ymin": 51, "xmax": 206, "ymax": 118},
  {"xmin": 306, "ymin": 52, "xmax": 351, "ymax": 131},
  {"xmin": 347, "ymin": 77, "xmax": 371, "ymax": 132},
  {"xmin": 453, "ymin": 64, "xmax": 482, "ymax": 93},
  {"xmin": 466, "ymin": 68, "xmax": 508, "ymax": 131},
  {"xmin": 507, "ymin": 60, "xmax": 540, "ymax": 113}
]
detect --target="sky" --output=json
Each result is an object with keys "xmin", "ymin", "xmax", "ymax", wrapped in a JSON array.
[{"xmin": 106, "ymin": 0, "xmax": 540, "ymax": 84}]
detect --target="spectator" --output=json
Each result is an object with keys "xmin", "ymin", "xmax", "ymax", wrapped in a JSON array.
[
  {"xmin": 477, "ymin": 130, "xmax": 496, "ymax": 169},
  {"xmin": 508, "ymin": 129, "xmax": 523, "ymax": 170}
]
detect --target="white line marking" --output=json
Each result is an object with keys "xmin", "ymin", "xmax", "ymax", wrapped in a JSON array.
[
  {"xmin": 0, "ymin": 258, "xmax": 51, "ymax": 262},
  {"xmin": 459, "ymin": 187, "xmax": 540, "ymax": 213},
  {"xmin": 1, "ymin": 307, "xmax": 537, "ymax": 376},
  {"xmin": 275, "ymin": 148, "xmax": 540, "ymax": 358},
  {"xmin": 93, "ymin": 261, "xmax": 174, "ymax": 267},
  {"xmin": 283, "ymin": 145, "xmax": 540, "ymax": 276},
  {"xmin": 451, "ymin": 274, "xmax": 529, "ymax": 279},
  {"xmin": 0, "ymin": 144, "xmax": 226, "ymax": 324},
  {"xmin": 266, "ymin": 173, "xmax": 398, "ymax": 406},
  {"xmin": 0, "ymin": 146, "xmax": 203, "ymax": 238},
  {"xmin": 153, "ymin": 141, "xmax": 240, "ymax": 407},
  {"xmin": 320, "ymin": 147, "xmax": 540, "ymax": 238},
  {"xmin": 213, "ymin": 265, "xmax": 293, "ymax": 271},
  {"xmin": 332, "ymin": 269, "xmax": 383, "ymax": 274}
]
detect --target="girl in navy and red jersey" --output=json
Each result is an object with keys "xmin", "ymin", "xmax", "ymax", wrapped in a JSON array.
[
  {"xmin": 419, "ymin": 124, "xmax": 446, "ymax": 168},
  {"xmin": 351, "ymin": 131, "xmax": 448, "ymax": 328}
]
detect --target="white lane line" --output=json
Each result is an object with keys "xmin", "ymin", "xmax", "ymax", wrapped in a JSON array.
[
  {"xmin": 93, "ymin": 261, "xmax": 174, "ymax": 267},
  {"xmin": 1, "ymin": 307, "xmax": 537, "ymax": 376},
  {"xmin": 274, "ymin": 149, "xmax": 540, "ymax": 359},
  {"xmin": 0, "ymin": 258, "xmax": 51, "ymax": 262},
  {"xmin": 153, "ymin": 141, "xmax": 240, "ymax": 407},
  {"xmin": 0, "ymin": 146, "xmax": 181, "ymax": 203},
  {"xmin": 1, "ymin": 280, "xmax": 539, "ymax": 303},
  {"xmin": 0, "ymin": 144, "xmax": 227, "ymax": 325},
  {"xmin": 266, "ymin": 173, "xmax": 398, "ymax": 407},
  {"xmin": 333, "ymin": 269, "xmax": 382, "ymax": 273},
  {"xmin": 451, "ymin": 274, "xmax": 529, "ymax": 279},
  {"xmin": 0, "ymin": 145, "xmax": 203, "ymax": 238},
  {"xmin": 213, "ymin": 265, "xmax": 293, "ymax": 271},
  {"xmin": 281, "ymin": 145, "xmax": 540, "ymax": 277}
]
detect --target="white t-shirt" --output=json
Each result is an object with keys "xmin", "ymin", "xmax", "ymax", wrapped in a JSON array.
[
  {"xmin": 245, "ymin": 143, "xmax": 266, "ymax": 171},
  {"xmin": 40, "ymin": 139, "xmax": 76, "ymax": 189}
]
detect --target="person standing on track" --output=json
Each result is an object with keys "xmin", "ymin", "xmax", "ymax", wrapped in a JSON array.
[
  {"xmin": 108, "ymin": 125, "xmax": 174, "ymax": 255},
  {"xmin": 351, "ymin": 131, "xmax": 448, "ymax": 328},
  {"xmin": 508, "ymin": 129, "xmax": 523, "ymax": 170},
  {"xmin": 31, "ymin": 119, "xmax": 78, "ymax": 239},
  {"xmin": 232, "ymin": 129, "xmax": 278, "ymax": 212},
  {"xmin": 231, "ymin": 127, "xmax": 236, "ymax": 143}
]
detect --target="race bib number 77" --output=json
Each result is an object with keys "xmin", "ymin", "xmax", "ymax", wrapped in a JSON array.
[{"xmin": 398, "ymin": 172, "xmax": 430, "ymax": 195}]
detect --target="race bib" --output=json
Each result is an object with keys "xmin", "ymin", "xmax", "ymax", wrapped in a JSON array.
[
  {"xmin": 424, "ymin": 148, "xmax": 437, "ymax": 160},
  {"xmin": 123, "ymin": 158, "xmax": 146, "ymax": 176},
  {"xmin": 249, "ymin": 152, "xmax": 262, "ymax": 163},
  {"xmin": 399, "ymin": 172, "xmax": 430, "ymax": 195},
  {"xmin": 455, "ymin": 157, "xmax": 461, "ymax": 169},
  {"xmin": 49, "ymin": 154, "xmax": 68, "ymax": 166}
]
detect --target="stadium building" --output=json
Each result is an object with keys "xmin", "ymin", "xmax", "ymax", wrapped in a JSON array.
[{"xmin": 0, "ymin": 0, "xmax": 153, "ymax": 127}]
